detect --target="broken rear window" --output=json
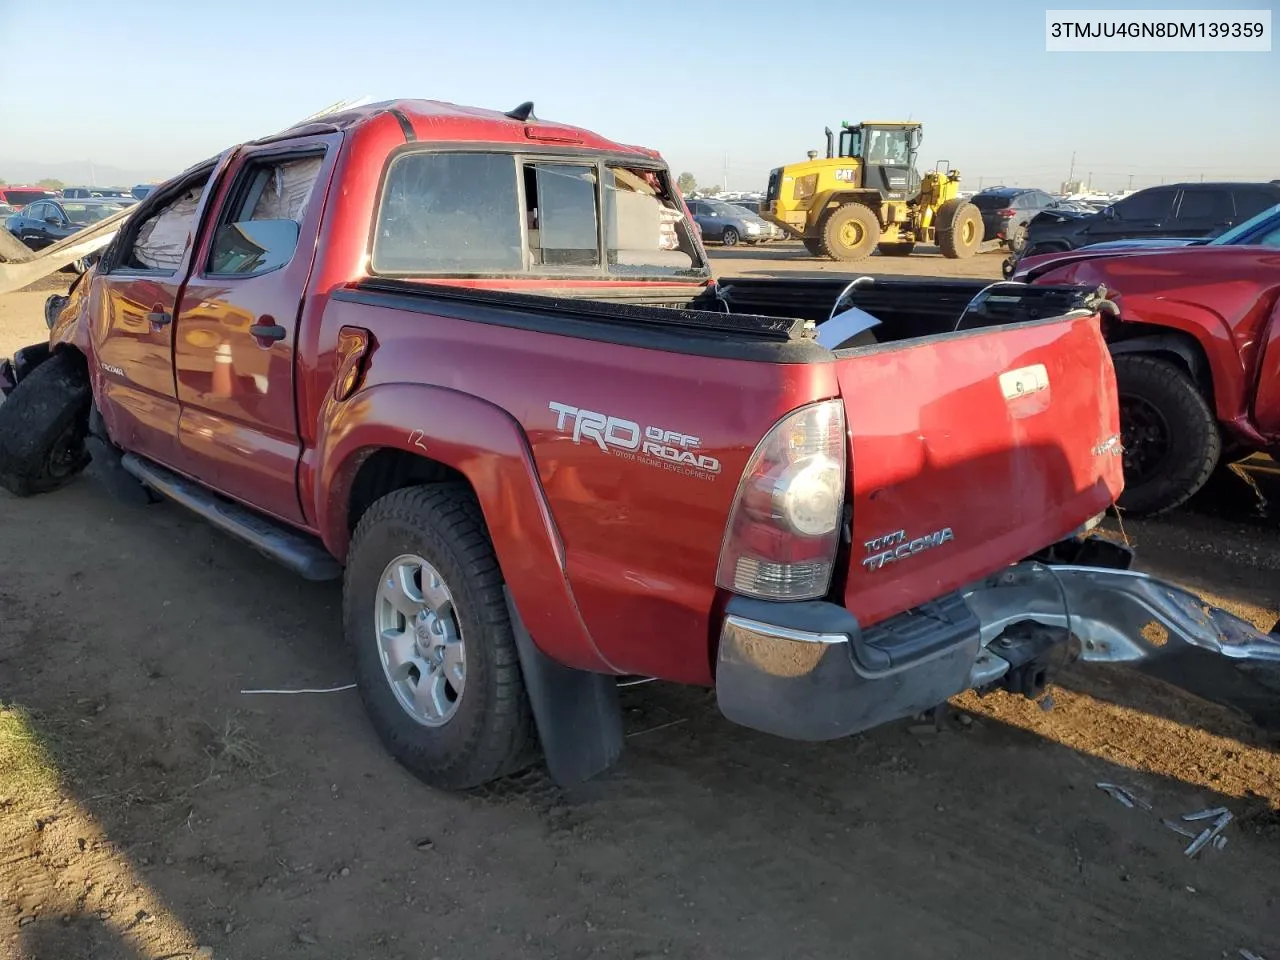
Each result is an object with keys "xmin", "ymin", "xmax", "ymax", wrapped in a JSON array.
[
  {"xmin": 373, "ymin": 152, "xmax": 523, "ymax": 274},
  {"xmin": 371, "ymin": 150, "xmax": 704, "ymax": 278}
]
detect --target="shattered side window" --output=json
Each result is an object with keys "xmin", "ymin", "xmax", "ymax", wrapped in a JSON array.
[
  {"xmin": 129, "ymin": 185, "xmax": 206, "ymax": 272},
  {"xmin": 604, "ymin": 166, "xmax": 700, "ymax": 277},
  {"xmin": 372, "ymin": 152, "xmax": 523, "ymax": 274}
]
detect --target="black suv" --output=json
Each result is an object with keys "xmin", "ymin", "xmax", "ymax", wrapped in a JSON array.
[
  {"xmin": 1021, "ymin": 182, "xmax": 1280, "ymax": 258},
  {"xmin": 970, "ymin": 187, "xmax": 1059, "ymax": 252}
]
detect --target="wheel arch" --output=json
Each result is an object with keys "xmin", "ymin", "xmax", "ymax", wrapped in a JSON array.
[
  {"xmin": 821, "ymin": 191, "xmax": 885, "ymax": 224},
  {"xmin": 311, "ymin": 381, "xmax": 612, "ymax": 674},
  {"xmin": 1106, "ymin": 327, "xmax": 1218, "ymax": 420}
]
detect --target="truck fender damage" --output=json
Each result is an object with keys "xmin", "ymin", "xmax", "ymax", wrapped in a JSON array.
[{"xmin": 311, "ymin": 381, "xmax": 616, "ymax": 675}]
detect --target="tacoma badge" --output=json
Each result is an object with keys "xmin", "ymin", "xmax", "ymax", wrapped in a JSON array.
[{"xmin": 862, "ymin": 526, "xmax": 955, "ymax": 571}]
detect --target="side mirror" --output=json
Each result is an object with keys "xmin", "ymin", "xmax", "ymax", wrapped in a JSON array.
[
  {"xmin": 208, "ymin": 219, "xmax": 300, "ymax": 275},
  {"xmin": 45, "ymin": 216, "xmax": 64, "ymax": 226},
  {"xmin": 1101, "ymin": 206, "xmax": 1117, "ymax": 219}
]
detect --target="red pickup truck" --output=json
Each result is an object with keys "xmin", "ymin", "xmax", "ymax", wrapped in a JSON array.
[
  {"xmin": 1012, "ymin": 229, "xmax": 1280, "ymax": 514},
  {"xmin": 2, "ymin": 99, "xmax": 1276, "ymax": 791}
]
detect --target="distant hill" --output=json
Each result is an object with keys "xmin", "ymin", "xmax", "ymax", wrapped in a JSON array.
[{"xmin": 0, "ymin": 158, "xmax": 173, "ymax": 188}]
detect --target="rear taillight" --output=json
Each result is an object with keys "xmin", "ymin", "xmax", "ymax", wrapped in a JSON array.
[
  {"xmin": 715, "ymin": 399, "xmax": 846, "ymax": 601},
  {"xmin": 997, "ymin": 208, "xmax": 1017, "ymax": 217}
]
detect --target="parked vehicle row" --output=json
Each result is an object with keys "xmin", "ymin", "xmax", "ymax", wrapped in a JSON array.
[
  {"xmin": 685, "ymin": 197, "xmax": 783, "ymax": 244},
  {"xmin": 2, "ymin": 98, "xmax": 1277, "ymax": 797},
  {"xmin": 4, "ymin": 197, "xmax": 135, "ymax": 273}
]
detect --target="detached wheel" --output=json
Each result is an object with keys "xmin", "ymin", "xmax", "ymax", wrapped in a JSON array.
[
  {"xmin": 1113, "ymin": 354, "xmax": 1221, "ymax": 515},
  {"xmin": 878, "ymin": 241, "xmax": 916, "ymax": 256},
  {"xmin": 0, "ymin": 351, "xmax": 91, "ymax": 498},
  {"xmin": 1007, "ymin": 225, "xmax": 1028, "ymax": 254},
  {"xmin": 936, "ymin": 199, "xmax": 983, "ymax": 258},
  {"xmin": 721, "ymin": 227, "xmax": 739, "ymax": 247},
  {"xmin": 344, "ymin": 484, "xmax": 537, "ymax": 790},
  {"xmin": 819, "ymin": 203, "xmax": 880, "ymax": 261}
]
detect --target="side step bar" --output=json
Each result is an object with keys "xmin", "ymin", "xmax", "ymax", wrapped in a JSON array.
[{"xmin": 121, "ymin": 454, "xmax": 343, "ymax": 581}]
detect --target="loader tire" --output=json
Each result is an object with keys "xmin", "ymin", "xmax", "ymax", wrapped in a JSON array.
[
  {"xmin": 0, "ymin": 351, "xmax": 91, "ymax": 498},
  {"xmin": 802, "ymin": 238, "xmax": 823, "ymax": 256},
  {"xmin": 935, "ymin": 199, "xmax": 983, "ymax": 258},
  {"xmin": 1112, "ymin": 354, "xmax": 1220, "ymax": 516},
  {"xmin": 819, "ymin": 203, "xmax": 880, "ymax": 261}
]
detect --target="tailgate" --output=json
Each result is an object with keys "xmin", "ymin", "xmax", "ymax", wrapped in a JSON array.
[{"xmin": 837, "ymin": 314, "xmax": 1123, "ymax": 626}]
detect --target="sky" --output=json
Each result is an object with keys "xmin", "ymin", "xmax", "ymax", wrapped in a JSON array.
[{"xmin": 1, "ymin": 0, "xmax": 1277, "ymax": 193}]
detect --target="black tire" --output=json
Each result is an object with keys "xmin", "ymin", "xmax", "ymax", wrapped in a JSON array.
[
  {"xmin": 344, "ymin": 484, "xmax": 537, "ymax": 790},
  {"xmin": 1112, "ymin": 354, "xmax": 1221, "ymax": 516},
  {"xmin": 935, "ymin": 199, "xmax": 983, "ymax": 258},
  {"xmin": 0, "ymin": 351, "xmax": 91, "ymax": 498},
  {"xmin": 878, "ymin": 241, "xmax": 916, "ymax": 257},
  {"xmin": 802, "ymin": 238, "xmax": 823, "ymax": 256},
  {"xmin": 721, "ymin": 227, "xmax": 739, "ymax": 247},
  {"xmin": 819, "ymin": 203, "xmax": 880, "ymax": 261},
  {"xmin": 1006, "ymin": 224, "xmax": 1028, "ymax": 254}
]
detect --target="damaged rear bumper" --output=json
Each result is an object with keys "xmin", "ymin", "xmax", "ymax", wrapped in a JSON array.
[{"xmin": 715, "ymin": 554, "xmax": 1280, "ymax": 742}]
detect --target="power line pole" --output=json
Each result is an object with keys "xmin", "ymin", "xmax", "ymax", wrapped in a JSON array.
[
  {"xmin": 1127, "ymin": 174, "xmax": 1134, "ymax": 191},
  {"xmin": 723, "ymin": 152, "xmax": 729, "ymax": 193},
  {"xmin": 1068, "ymin": 151, "xmax": 1076, "ymax": 184}
]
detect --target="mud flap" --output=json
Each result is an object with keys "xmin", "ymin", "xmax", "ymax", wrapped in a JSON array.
[{"xmin": 503, "ymin": 587, "xmax": 623, "ymax": 787}]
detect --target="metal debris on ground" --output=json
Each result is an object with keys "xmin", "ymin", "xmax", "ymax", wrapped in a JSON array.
[
  {"xmin": 239, "ymin": 684, "xmax": 357, "ymax": 695},
  {"xmin": 1161, "ymin": 818, "xmax": 1198, "ymax": 839},
  {"xmin": 1181, "ymin": 806, "xmax": 1229, "ymax": 821},
  {"xmin": 1095, "ymin": 782, "xmax": 1152, "ymax": 811},
  {"xmin": 1183, "ymin": 810, "xmax": 1232, "ymax": 859},
  {"xmin": 1093, "ymin": 785, "xmax": 1235, "ymax": 859}
]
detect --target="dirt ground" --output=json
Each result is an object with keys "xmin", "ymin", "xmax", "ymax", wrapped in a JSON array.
[{"xmin": 2, "ymin": 248, "xmax": 1279, "ymax": 960}]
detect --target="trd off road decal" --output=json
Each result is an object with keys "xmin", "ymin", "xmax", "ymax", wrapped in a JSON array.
[{"xmin": 549, "ymin": 401, "xmax": 721, "ymax": 480}]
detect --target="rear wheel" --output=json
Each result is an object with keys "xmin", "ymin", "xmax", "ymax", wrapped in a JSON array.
[
  {"xmin": 344, "ymin": 484, "xmax": 537, "ymax": 790},
  {"xmin": 877, "ymin": 241, "xmax": 916, "ymax": 256},
  {"xmin": 1112, "ymin": 354, "xmax": 1221, "ymax": 515},
  {"xmin": 935, "ymin": 199, "xmax": 983, "ymax": 258},
  {"xmin": 721, "ymin": 227, "xmax": 739, "ymax": 247},
  {"xmin": 819, "ymin": 203, "xmax": 880, "ymax": 261},
  {"xmin": 0, "ymin": 351, "xmax": 91, "ymax": 497},
  {"xmin": 1006, "ymin": 225, "xmax": 1028, "ymax": 254}
]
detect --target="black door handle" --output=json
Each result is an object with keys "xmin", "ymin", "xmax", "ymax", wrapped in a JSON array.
[
  {"xmin": 249, "ymin": 323, "xmax": 287, "ymax": 342},
  {"xmin": 147, "ymin": 310, "xmax": 172, "ymax": 327}
]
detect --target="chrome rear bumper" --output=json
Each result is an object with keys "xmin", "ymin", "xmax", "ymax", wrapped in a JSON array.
[{"xmin": 716, "ymin": 561, "xmax": 1280, "ymax": 741}]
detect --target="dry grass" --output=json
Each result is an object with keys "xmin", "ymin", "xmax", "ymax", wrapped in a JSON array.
[{"xmin": 0, "ymin": 702, "xmax": 60, "ymax": 807}]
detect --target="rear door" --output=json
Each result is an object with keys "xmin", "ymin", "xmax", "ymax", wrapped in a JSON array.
[
  {"xmin": 170, "ymin": 136, "xmax": 338, "ymax": 523},
  {"xmin": 92, "ymin": 160, "xmax": 230, "ymax": 465},
  {"xmin": 1171, "ymin": 186, "xmax": 1235, "ymax": 237},
  {"xmin": 1232, "ymin": 187, "xmax": 1280, "ymax": 224},
  {"xmin": 19, "ymin": 202, "xmax": 54, "ymax": 248},
  {"xmin": 834, "ymin": 313, "xmax": 1123, "ymax": 626}
]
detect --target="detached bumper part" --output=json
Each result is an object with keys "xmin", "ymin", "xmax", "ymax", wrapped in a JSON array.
[
  {"xmin": 716, "ymin": 563, "xmax": 1280, "ymax": 741},
  {"xmin": 1, "ymin": 343, "xmax": 51, "ymax": 396}
]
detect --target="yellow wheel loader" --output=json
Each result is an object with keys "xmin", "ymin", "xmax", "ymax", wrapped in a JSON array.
[{"xmin": 760, "ymin": 121, "xmax": 984, "ymax": 261}]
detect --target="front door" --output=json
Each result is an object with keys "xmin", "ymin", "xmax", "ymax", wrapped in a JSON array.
[
  {"xmin": 1170, "ymin": 186, "xmax": 1235, "ymax": 238},
  {"xmin": 1085, "ymin": 187, "xmax": 1178, "ymax": 243},
  {"xmin": 92, "ymin": 161, "xmax": 229, "ymax": 465},
  {"xmin": 171, "ymin": 136, "xmax": 338, "ymax": 525}
]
